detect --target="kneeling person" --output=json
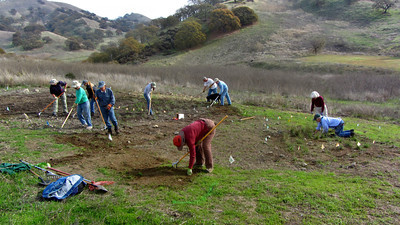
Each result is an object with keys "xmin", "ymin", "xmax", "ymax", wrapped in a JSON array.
[
  {"xmin": 314, "ymin": 114, "xmax": 354, "ymax": 137},
  {"xmin": 173, "ymin": 118, "xmax": 215, "ymax": 175}
]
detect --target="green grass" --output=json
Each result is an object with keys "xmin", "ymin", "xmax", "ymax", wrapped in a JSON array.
[
  {"xmin": 300, "ymin": 54, "xmax": 400, "ymax": 71},
  {"xmin": 1, "ymin": 103, "xmax": 400, "ymax": 224}
]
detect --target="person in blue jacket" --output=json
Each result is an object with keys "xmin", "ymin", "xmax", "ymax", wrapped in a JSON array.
[
  {"xmin": 95, "ymin": 81, "xmax": 119, "ymax": 135},
  {"xmin": 314, "ymin": 114, "xmax": 354, "ymax": 137},
  {"xmin": 214, "ymin": 78, "xmax": 231, "ymax": 106}
]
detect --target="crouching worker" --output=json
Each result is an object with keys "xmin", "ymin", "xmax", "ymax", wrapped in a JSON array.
[
  {"xmin": 173, "ymin": 118, "xmax": 215, "ymax": 175},
  {"xmin": 72, "ymin": 80, "xmax": 92, "ymax": 130},
  {"xmin": 95, "ymin": 81, "xmax": 119, "ymax": 135},
  {"xmin": 314, "ymin": 114, "xmax": 354, "ymax": 137}
]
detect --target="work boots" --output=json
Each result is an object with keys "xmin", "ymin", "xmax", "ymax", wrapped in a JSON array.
[
  {"xmin": 115, "ymin": 126, "xmax": 119, "ymax": 135},
  {"xmin": 107, "ymin": 128, "xmax": 112, "ymax": 135}
]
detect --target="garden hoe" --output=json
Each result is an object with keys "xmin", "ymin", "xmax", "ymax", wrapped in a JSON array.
[
  {"xmin": 172, "ymin": 115, "xmax": 228, "ymax": 168},
  {"xmin": 89, "ymin": 82, "xmax": 111, "ymax": 141},
  {"xmin": 61, "ymin": 104, "xmax": 75, "ymax": 129},
  {"xmin": 38, "ymin": 92, "xmax": 64, "ymax": 117}
]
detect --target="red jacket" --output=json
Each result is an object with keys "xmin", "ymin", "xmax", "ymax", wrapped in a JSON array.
[
  {"xmin": 311, "ymin": 96, "xmax": 325, "ymax": 112},
  {"xmin": 182, "ymin": 120, "xmax": 209, "ymax": 169}
]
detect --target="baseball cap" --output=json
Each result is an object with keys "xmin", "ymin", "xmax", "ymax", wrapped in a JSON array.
[
  {"xmin": 173, "ymin": 135, "xmax": 183, "ymax": 150},
  {"xmin": 313, "ymin": 114, "xmax": 321, "ymax": 121},
  {"xmin": 98, "ymin": 81, "xmax": 105, "ymax": 88}
]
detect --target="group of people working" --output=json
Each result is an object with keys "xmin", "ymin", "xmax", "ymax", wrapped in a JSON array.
[
  {"xmin": 50, "ymin": 78, "xmax": 354, "ymax": 177},
  {"xmin": 49, "ymin": 79, "xmax": 118, "ymax": 135}
]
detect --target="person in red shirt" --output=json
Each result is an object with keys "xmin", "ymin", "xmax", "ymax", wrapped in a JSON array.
[
  {"xmin": 310, "ymin": 91, "xmax": 328, "ymax": 117},
  {"xmin": 173, "ymin": 118, "xmax": 215, "ymax": 175}
]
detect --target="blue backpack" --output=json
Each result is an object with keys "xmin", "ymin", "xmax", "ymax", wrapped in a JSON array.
[{"xmin": 42, "ymin": 174, "xmax": 86, "ymax": 200}]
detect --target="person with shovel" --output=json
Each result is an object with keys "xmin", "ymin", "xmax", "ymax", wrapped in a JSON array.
[
  {"xmin": 144, "ymin": 82, "xmax": 156, "ymax": 115},
  {"xmin": 214, "ymin": 78, "xmax": 231, "ymax": 106},
  {"xmin": 82, "ymin": 80, "xmax": 97, "ymax": 116},
  {"xmin": 72, "ymin": 80, "xmax": 92, "ymax": 130},
  {"xmin": 95, "ymin": 81, "xmax": 119, "ymax": 135},
  {"xmin": 49, "ymin": 79, "xmax": 68, "ymax": 117},
  {"xmin": 313, "ymin": 114, "xmax": 354, "ymax": 137},
  {"xmin": 173, "ymin": 118, "xmax": 216, "ymax": 175},
  {"xmin": 202, "ymin": 77, "xmax": 217, "ymax": 101}
]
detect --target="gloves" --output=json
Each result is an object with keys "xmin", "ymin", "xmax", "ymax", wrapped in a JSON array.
[
  {"xmin": 187, "ymin": 169, "xmax": 192, "ymax": 176},
  {"xmin": 54, "ymin": 95, "xmax": 58, "ymax": 100},
  {"xmin": 107, "ymin": 104, "xmax": 112, "ymax": 110}
]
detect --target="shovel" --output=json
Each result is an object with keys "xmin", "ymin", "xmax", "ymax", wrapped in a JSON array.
[
  {"xmin": 29, "ymin": 169, "xmax": 52, "ymax": 186},
  {"xmin": 208, "ymin": 95, "xmax": 220, "ymax": 108}
]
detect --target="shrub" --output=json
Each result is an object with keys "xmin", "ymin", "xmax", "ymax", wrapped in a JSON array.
[
  {"xmin": 310, "ymin": 37, "xmax": 326, "ymax": 54},
  {"xmin": 65, "ymin": 72, "xmax": 75, "ymax": 79},
  {"xmin": 208, "ymin": 9, "xmax": 241, "ymax": 33},
  {"xmin": 232, "ymin": 6, "xmax": 258, "ymax": 26},
  {"xmin": 174, "ymin": 20, "xmax": 206, "ymax": 50}
]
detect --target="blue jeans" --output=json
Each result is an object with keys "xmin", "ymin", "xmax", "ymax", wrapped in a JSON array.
[
  {"xmin": 77, "ymin": 101, "xmax": 92, "ymax": 126},
  {"xmin": 144, "ymin": 93, "xmax": 153, "ymax": 115},
  {"xmin": 90, "ymin": 98, "xmax": 96, "ymax": 114},
  {"xmin": 334, "ymin": 123, "xmax": 351, "ymax": 137},
  {"xmin": 207, "ymin": 88, "xmax": 217, "ymax": 96},
  {"xmin": 100, "ymin": 106, "xmax": 118, "ymax": 129},
  {"xmin": 220, "ymin": 89, "xmax": 231, "ymax": 106}
]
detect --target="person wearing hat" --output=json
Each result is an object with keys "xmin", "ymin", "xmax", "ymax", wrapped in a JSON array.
[
  {"xmin": 143, "ymin": 82, "xmax": 156, "ymax": 115},
  {"xmin": 202, "ymin": 77, "xmax": 218, "ymax": 100},
  {"xmin": 313, "ymin": 114, "xmax": 354, "ymax": 137},
  {"xmin": 173, "ymin": 118, "xmax": 216, "ymax": 175},
  {"xmin": 214, "ymin": 78, "xmax": 231, "ymax": 106},
  {"xmin": 72, "ymin": 80, "xmax": 92, "ymax": 129},
  {"xmin": 49, "ymin": 78, "xmax": 68, "ymax": 116},
  {"xmin": 310, "ymin": 91, "xmax": 328, "ymax": 117},
  {"xmin": 82, "ymin": 80, "xmax": 97, "ymax": 116},
  {"xmin": 95, "ymin": 81, "xmax": 119, "ymax": 134}
]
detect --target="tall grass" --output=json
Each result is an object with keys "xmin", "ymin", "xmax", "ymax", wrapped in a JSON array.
[{"xmin": 1, "ymin": 56, "xmax": 400, "ymax": 119}]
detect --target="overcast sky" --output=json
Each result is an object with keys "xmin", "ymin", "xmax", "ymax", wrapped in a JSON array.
[{"xmin": 49, "ymin": 0, "xmax": 188, "ymax": 19}]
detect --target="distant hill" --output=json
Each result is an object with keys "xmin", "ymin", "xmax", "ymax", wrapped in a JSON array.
[{"xmin": 0, "ymin": 0, "xmax": 150, "ymax": 60}]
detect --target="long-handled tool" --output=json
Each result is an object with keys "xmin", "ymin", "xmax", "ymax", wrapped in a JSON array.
[
  {"xmin": 61, "ymin": 104, "xmax": 75, "ymax": 129},
  {"xmin": 20, "ymin": 160, "xmax": 111, "ymax": 192},
  {"xmin": 28, "ymin": 169, "xmax": 52, "ymax": 186},
  {"xmin": 148, "ymin": 91, "xmax": 152, "ymax": 115},
  {"xmin": 38, "ymin": 92, "xmax": 64, "ymax": 117},
  {"xmin": 208, "ymin": 95, "xmax": 220, "ymax": 108},
  {"xmin": 89, "ymin": 82, "xmax": 111, "ymax": 140},
  {"xmin": 172, "ymin": 115, "xmax": 228, "ymax": 168},
  {"xmin": 46, "ymin": 167, "xmax": 112, "ymax": 192},
  {"xmin": 20, "ymin": 160, "xmax": 61, "ymax": 179}
]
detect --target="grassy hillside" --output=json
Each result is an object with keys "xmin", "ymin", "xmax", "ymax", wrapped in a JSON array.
[{"xmin": 147, "ymin": 0, "xmax": 400, "ymax": 70}]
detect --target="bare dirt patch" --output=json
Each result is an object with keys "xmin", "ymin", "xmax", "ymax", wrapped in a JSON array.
[{"xmin": 1, "ymin": 88, "xmax": 399, "ymax": 188}]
